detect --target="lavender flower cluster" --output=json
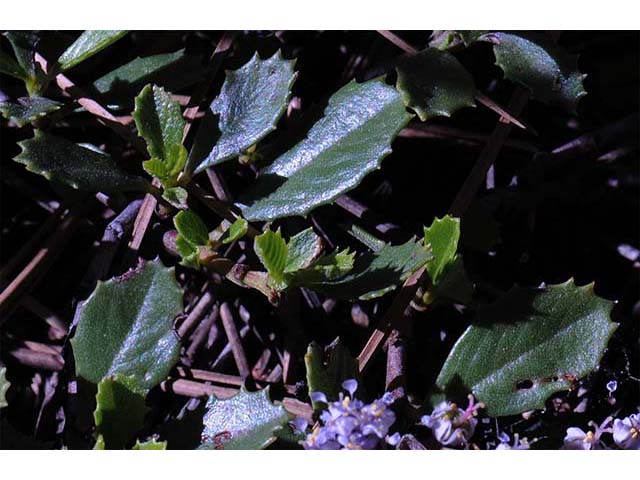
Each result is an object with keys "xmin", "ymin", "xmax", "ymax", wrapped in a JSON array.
[
  {"xmin": 420, "ymin": 395, "xmax": 484, "ymax": 448},
  {"xmin": 562, "ymin": 413, "xmax": 640, "ymax": 450},
  {"xmin": 300, "ymin": 379, "xmax": 400, "ymax": 450}
]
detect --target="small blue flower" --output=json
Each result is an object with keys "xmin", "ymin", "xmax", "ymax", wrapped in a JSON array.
[
  {"xmin": 303, "ymin": 379, "xmax": 397, "ymax": 450},
  {"xmin": 612, "ymin": 413, "xmax": 640, "ymax": 450},
  {"xmin": 420, "ymin": 395, "xmax": 484, "ymax": 448},
  {"xmin": 561, "ymin": 417, "xmax": 612, "ymax": 450},
  {"xmin": 496, "ymin": 432, "xmax": 531, "ymax": 450}
]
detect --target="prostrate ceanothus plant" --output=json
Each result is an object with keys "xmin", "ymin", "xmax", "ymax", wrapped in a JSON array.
[{"xmin": 1, "ymin": 30, "xmax": 635, "ymax": 450}]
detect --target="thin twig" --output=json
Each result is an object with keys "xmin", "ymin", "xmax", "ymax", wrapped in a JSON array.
[
  {"xmin": 78, "ymin": 199, "xmax": 143, "ymax": 295},
  {"xmin": 160, "ymin": 378, "xmax": 312, "ymax": 420},
  {"xmin": 10, "ymin": 348, "xmax": 65, "ymax": 371},
  {"xmin": 0, "ymin": 204, "xmax": 85, "ymax": 321},
  {"xmin": 357, "ymin": 266, "xmax": 426, "ymax": 371},
  {"xmin": 178, "ymin": 289, "xmax": 216, "ymax": 339},
  {"xmin": 376, "ymin": 30, "xmax": 419, "ymax": 54},
  {"xmin": 0, "ymin": 204, "xmax": 65, "ymax": 282},
  {"xmin": 219, "ymin": 302, "xmax": 251, "ymax": 378},
  {"xmin": 449, "ymin": 87, "xmax": 530, "ymax": 217},
  {"xmin": 34, "ymin": 52, "xmax": 146, "ymax": 154}
]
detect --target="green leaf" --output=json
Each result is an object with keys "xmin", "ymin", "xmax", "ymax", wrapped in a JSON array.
[
  {"xmin": 434, "ymin": 280, "xmax": 618, "ymax": 416},
  {"xmin": 93, "ymin": 50, "xmax": 185, "ymax": 95},
  {"xmin": 424, "ymin": 216, "xmax": 461, "ymax": 286},
  {"xmin": 200, "ymin": 388, "xmax": 290, "ymax": 450},
  {"xmin": 254, "ymin": 229, "xmax": 288, "ymax": 290},
  {"xmin": 162, "ymin": 186, "xmax": 188, "ymax": 209},
  {"xmin": 0, "ymin": 367, "xmax": 9, "ymax": 409},
  {"xmin": 71, "ymin": 259, "xmax": 183, "ymax": 392},
  {"xmin": 57, "ymin": 30, "xmax": 128, "ymax": 71},
  {"xmin": 475, "ymin": 32, "xmax": 586, "ymax": 111},
  {"xmin": 132, "ymin": 438, "xmax": 167, "ymax": 450},
  {"xmin": 175, "ymin": 235, "xmax": 199, "ymax": 269},
  {"xmin": 304, "ymin": 238, "xmax": 431, "ymax": 301},
  {"xmin": 194, "ymin": 51, "xmax": 297, "ymax": 171},
  {"xmin": 240, "ymin": 78, "xmax": 412, "ymax": 221},
  {"xmin": 221, "ymin": 218, "xmax": 248, "ymax": 245},
  {"xmin": 0, "ymin": 96, "xmax": 62, "ymax": 127},
  {"xmin": 174, "ymin": 210, "xmax": 209, "ymax": 247},
  {"xmin": 396, "ymin": 48, "xmax": 476, "ymax": 121},
  {"xmin": 14, "ymin": 130, "xmax": 150, "ymax": 193},
  {"xmin": 284, "ymin": 228, "xmax": 323, "ymax": 273},
  {"xmin": 94, "ymin": 375, "xmax": 148, "ymax": 449},
  {"xmin": 305, "ymin": 338, "xmax": 359, "ymax": 412},
  {"xmin": 429, "ymin": 256, "xmax": 473, "ymax": 306},
  {"xmin": 4, "ymin": 31, "xmax": 38, "ymax": 74},
  {"xmin": 0, "ymin": 50, "xmax": 27, "ymax": 80},
  {"xmin": 288, "ymin": 249, "xmax": 355, "ymax": 287},
  {"xmin": 133, "ymin": 84, "xmax": 185, "ymax": 161}
]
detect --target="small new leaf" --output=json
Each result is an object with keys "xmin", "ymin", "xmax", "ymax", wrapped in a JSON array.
[
  {"xmin": 284, "ymin": 228, "xmax": 323, "ymax": 273},
  {"xmin": 94, "ymin": 375, "xmax": 148, "ymax": 449},
  {"xmin": 14, "ymin": 131, "xmax": 150, "ymax": 193},
  {"xmin": 396, "ymin": 48, "xmax": 476, "ymax": 121},
  {"xmin": 221, "ymin": 218, "xmax": 248, "ymax": 245},
  {"xmin": 174, "ymin": 210, "xmax": 209, "ymax": 247},
  {"xmin": 254, "ymin": 229, "xmax": 289, "ymax": 290},
  {"xmin": 200, "ymin": 388, "xmax": 290, "ymax": 450},
  {"xmin": 132, "ymin": 439, "xmax": 167, "ymax": 450},
  {"xmin": 424, "ymin": 216, "xmax": 461, "ymax": 286},
  {"xmin": 57, "ymin": 30, "xmax": 128, "ymax": 71},
  {"xmin": 434, "ymin": 280, "xmax": 618, "ymax": 416},
  {"xmin": 134, "ymin": 84, "xmax": 185, "ymax": 162}
]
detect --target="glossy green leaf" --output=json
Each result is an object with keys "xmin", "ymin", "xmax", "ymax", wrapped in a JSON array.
[
  {"xmin": 71, "ymin": 259, "xmax": 183, "ymax": 392},
  {"xmin": 194, "ymin": 51, "xmax": 297, "ymax": 171},
  {"xmin": 304, "ymin": 238, "xmax": 431, "ymax": 301},
  {"xmin": 200, "ymin": 388, "xmax": 290, "ymax": 450},
  {"xmin": 305, "ymin": 338, "xmax": 359, "ymax": 412},
  {"xmin": 133, "ymin": 84, "xmax": 185, "ymax": 162},
  {"xmin": 240, "ymin": 78, "xmax": 412, "ymax": 221},
  {"xmin": 424, "ymin": 216, "xmax": 461, "ymax": 285},
  {"xmin": 174, "ymin": 210, "xmax": 209, "ymax": 246},
  {"xmin": 0, "ymin": 367, "xmax": 9, "ymax": 409},
  {"xmin": 254, "ymin": 229, "xmax": 288, "ymax": 290},
  {"xmin": 57, "ymin": 30, "xmax": 128, "ymax": 71},
  {"xmin": 93, "ymin": 50, "xmax": 185, "ymax": 94},
  {"xmin": 0, "ymin": 50, "xmax": 27, "ymax": 80},
  {"xmin": 475, "ymin": 32, "xmax": 586, "ymax": 111},
  {"xmin": 0, "ymin": 96, "xmax": 62, "ymax": 127},
  {"xmin": 132, "ymin": 438, "xmax": 167, "ymax": 450},
  {"xmin": 434, "ymin": 280, "xmax": 617, "ymax": 416},
  {"xmin": 396, "ymin": 48, "xmax": 476, "ymax": 121},
  {"xmin": 2, "ymin": 31, "xmax": 43, "ymax": 84},
  {"xmin": 14, "ymin": 130, "xmax": 150, "ymax": 193},
  {"xmin": 94, "ymin": 375, "xmax": 148, "ymax": 449}
]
